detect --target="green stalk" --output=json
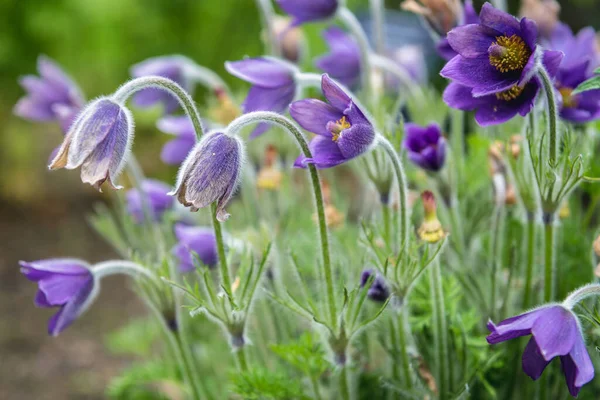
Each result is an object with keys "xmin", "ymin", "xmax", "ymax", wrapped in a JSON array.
[
  {"xmin": 339, "ymin": 366, "xmax": 351, "ymax": 400},
  {"xmin": 537, "ymin": 67, "xmax": 559, "ymax": 165},
  {"xmin": 235, "ymin": 347, "xmax": 249, "ymax": 372},
  {"xmin": 310, "ymin": 375, "xmax": 323, "ymax": 400},
  {"xmin": 388, "ymin": 318, "xmax": 400, "ymax": 382},
  {"xmin": 543, "ymin": 216, "xmax": 556, "ymax": 302},
  {"xmin": 211, "ymin": 203, "xmax": 232, "ymax": 293},
  {"xmin": 490, "ymin": 205, "xmax": 505, "ymax": 320},
  {"xmin": 382, "ymin": 202, "xmax": 392, "ymax": 245},
  {"xmin": 522, "ymin": 214, "xmax": 537, "ymax": 308},
  {"xmin": 397, "ymin": 308, "xmax": 413, "ymax": 389},
  {"xmin": 430, "ymin": 261, "xmax": 449, "ymax": 400}
]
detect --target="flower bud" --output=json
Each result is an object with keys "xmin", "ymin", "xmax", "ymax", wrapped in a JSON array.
[
  {"xmin": 418, "ymin": 191, "xmax": 446, "ymax": 243},
  {"xmin": 170, "ymin": 131, "xmax": 244, "ymax": 221},
  {"xmin": 360, "ymin": 269, "xmax": 390, "ymax": 302},
  {"xmin": 49, "ymin": 97, "xmax": 134, "ymax": 190},
  {"xmin": 271, "ymin": 16, "xmax": 304, "ymax": 62}
]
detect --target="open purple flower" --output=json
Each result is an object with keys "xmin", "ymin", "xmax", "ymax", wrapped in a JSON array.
[
  {"xmin": 360, "ymin": 269, "xmax": 390, "ymax": 303},
  {"xmin": 315, "ymin": 27, "xmax": 361, "ymax": 89},
  {"xmin": 225, "ymin": 57, "xmax": 297, "ymax": 138},
  {"xmin": 126, "ymin": 179, "xmax": 174, "ymax": 223},
  {"xmin": 157, "ymin": 115, "xmax": 196, "ymax": 165},
  {"xmin": 276, "ymin": 0, "xmax": 338, "ymax": 26},
  {"xmin": 290, "ymin": 74, "xmax": 375, "ymax": 169},
  {"xmin": 404, "ymin": 123, "xmax": 446, "ymax": 172},
  {"xmin": 20, "ymin": 259, "xmax": 95, "ymax": 336},
  {"xmin": 49, "ymin": 98, "xmax": 134, "ymax": 190},
  {"xmin": 487, "ymin": 305, "xmax": 594, "ymax": 397},
  {"xmin": 170, "ymin": 131, "xmax": 244, "ymax": 221},
  {"xmin": 172, "ymin": 224, "xmax": 218, "ymax": 272},
  {"xmin": 547, "ymin": 23, "xmax": 600, "ymax": 123},
  {"xmin": 436, "ymin": 0, "xmax": 479, "ymax": 61},
  {"xmin": 14, "ymin": 55, "xmax": 85, "ymax": 132}
]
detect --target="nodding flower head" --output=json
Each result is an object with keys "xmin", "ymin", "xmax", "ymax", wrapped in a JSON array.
[
  {"xmin": 172, "ymin": 224, "xmax": 218, "ymax": 272},
  {"xmin": 225, "ymin": 57, "xmax": 297, "ymax": 139},
  {"xmin": 157, "ymin": 115, "xmax": 197, "ymax": 165},
  {"xmin": 315, "ymin": 27, "xmax": 361, "ymax": 89},
  {"xmin": 487, "ymin": 304, "xmax": 594, "ymax": 397},
  {"xmin": 290, "ymin": 74, "xmax": 376, "ymax": 169},
  {"xmin": 418, "ymin": 191, "xmax": 446, "ymax": 243},
  {"xmin": 170, "ymin": 131, "xmax": 244, "ymax": 221},
  {"xmin": 360, "ymin": 269, "xmax": 390, "ymax": 303},
  {"xmin": 276, "ymin": 0, "xmax": 338, "ymax": 26},
  {"xmin": 403, "ymin": 123, "xmax": 447, "ymax": 172},
  {"xmin": 130, "ymin": 55, "xmax": 195, "ymax": 114},
  {"xmin": 125, "ymin": 179, "xmax": 174, "ymax": 223},
  {"xmin": 49, "ymin": 97, "xmax": 134, "ymax": 191},
  {"xmin": 14, "ymin": 55, "xmax": 85, "ymax": 132},
  {"xmin": 20, "ymin": 259, "xmax": 96, "ymax": 336}
]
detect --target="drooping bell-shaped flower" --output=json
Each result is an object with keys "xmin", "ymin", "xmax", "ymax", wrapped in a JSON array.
[
  {"xmin": 487, "ymin": 305, "xmax": 594, "ymax": 397},
  {"xmin": 157, "ymin": 115, "xmax": 197, "ymax": 165},
  {"xmin": 276, "ymin": 0, "xmax": 338, "ymax": 26},
  {"xmin": 170, "ymin": 131, "xmax": 244, "ymax": 221},
  {"xmin": 172, "ymin": 224, "xmax": 218, "ymax": 272},
  {"xmin": 125, "ymin": 179, "xmax": 174, "ymax": 223},
  {"xmin": 403, "ymin": 123, "xmax": 447, "ymax": 172},
  {"xmin": 49, "ymin": 97, "xmax": 134, "ymax": 190},
  {"xmin": 315, "ymin": 27, "xmax": 361, "ymax": 89},
  {"xmin": 360, "ymin": 269, "xmax": 390, "ymax": 302},
  {"xmin": 20, "ymin": 259, "xmax": 96, "ymax": 336},
  {"xmin": 291, "ymin": 74, "xmax": 376, "ymax": 169}
]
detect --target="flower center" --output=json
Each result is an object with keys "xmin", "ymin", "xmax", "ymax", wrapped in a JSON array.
[
  {"xmin": 329, "ymin": 116, "xmax": 351, "ymax": 142},
  {"xmin": 559, "ymin": 87, "xmax": 577, "ymax": 108},
  {"xmin": 488, "ymin": 35, "xmax": 531, "ymax": 73},
  {"xmin": 495, "ymin": 85, "xmax": 525, "ymax": 101}
]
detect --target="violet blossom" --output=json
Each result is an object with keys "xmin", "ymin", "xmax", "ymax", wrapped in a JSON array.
[
  {"xmin": 276, "ymin": 0, "xmax": 338, "ymax": 26},
  {"xmin": 404, "ymin": 123, "xmax": 446, "ymax": 172},
  {"xmin": 126, "ymin": 179, "xmax": 174, "ymax": 223},
  {"xmin": 157, "ymin": 115, "xmax": 196, "ymax": 165},
  {"xmin": 315, "ymin": 27, "xmax": 361, "ymax": 89},
  {"xmin": 172, "ymin": 224, "xmax": 218, "ymax": 272},
  {"xmin": 360, "ymin": 269, "xmax": 390, "ymax": 302}
]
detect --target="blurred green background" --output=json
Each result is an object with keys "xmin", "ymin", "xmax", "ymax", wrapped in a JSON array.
[{"xmin": 0, "ymin": 0, "xmax": 598, "ymax": 398}]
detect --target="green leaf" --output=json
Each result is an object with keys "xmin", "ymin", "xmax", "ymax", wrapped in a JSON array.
[{"xmin": 573, "ymin": 75, "xmax": 600, "ymax": 94}]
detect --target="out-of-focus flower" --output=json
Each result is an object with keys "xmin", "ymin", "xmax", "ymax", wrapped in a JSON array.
[
  {"xmin": 404, "ymin": 123, "xmax": 446, "ymax": 172},
  {"xmin": 271, "ymin": 16, "xmax": 304, "ymax": 62},
  {"xmin": 49, "ymin": 98, "xmax": 134, "ymax": 190},
  {"xmin": 434, "ymin": 0, "xmax": 479, "ymax": 61},
  {"xmin": 559, "ymin": 201, "xmax": 571, "ymax": 219},
  {"xmin": 131, "ymin": 55, "xmax": 196, "ymax": 114},
  {"xmin": 418, "ymin": 191, "xmax": 445, "ymax": 243},
  {"xmin": 126, "ymin": 179, "xmax": 174, "ymax": 223},
  {"xmin": 386, "ymin": 45, "xmax": 428, "ymax": 86},
  {"xmin": 547, "ymin": 23, "xmax": 600, "ymax": 123},
  {"xmin": 276, "ymin": 0, "xmax": 338, "ymax": 26},
  {"xmin": 519, "ymin": 0, "xmax": 560, "ymax": 38},
  {"xmin": 225, "ymin": 57, "xmax": 297, "ymax": 138},
  {"xmin": 257, "ymin": 145, "xmax": 283, "ymax": 190},
  {"xmin": 291, "ymin": 74, "xmax": 375, "ymax": 169},
  {"xmin": 172, "ymin": 224, "xmax": 218, "ymax": 272},
  {"xmin": 312, "ymin": 179, "xmax": 345, "ymax": 227},
  {"xmin": 208, "ymin": 88, "xmax": 241, "ymax": 126},
  {"xmin": 20, "ymin": 259, "xmax": 95, "ymax": 336},
  {"xmin": 14, "ymin": 55, "xmax": 85, "ymax": 132},
  {"xmin": 509, "ymin": 135, "xmax": 522, "ymax": 159},
  {"xmin": 487, "ymin": 305, "xmax": 594, "ymax": 397},
  {"xmin": 360, "ymin": 269, "xmax": 390, "ymax": 302},
  {"xmin": 170, "ymin": 131, "xmax": 244, "ymax": 221},
  {"xmin": 315, "ymin": 27, "xmax": 361, "ymax": 89},
  {"xmin": 157, "ymin": 116, "xmax": 196, "ymax": 165},
  {"xmin": 402, "ymin": 0, "xmax": 464, "ymax": 37}
]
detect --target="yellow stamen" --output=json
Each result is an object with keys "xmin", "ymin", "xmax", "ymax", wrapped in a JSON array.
[
  {"xmin": 330, "ymin": 116, "xmax": 351, "ymax": 142},
  {"xmin": 559, "ymin": 87, "xmax": 577, "ymax": 109},
  {"xmin": 489, "ymin": 35, "xmax": 531, "ymax": 73},
  {"xmin": 495, "ymin": 85, "xmax": 525, "ymax": 101}
]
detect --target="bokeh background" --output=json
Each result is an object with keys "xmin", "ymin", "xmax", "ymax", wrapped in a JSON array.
[{"xmin": 0, "ymin": 0, "xmax": 598, "ymax": 398}]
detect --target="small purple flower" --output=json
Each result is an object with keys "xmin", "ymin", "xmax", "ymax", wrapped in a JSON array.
[
  {"xmin": 276, "ymin": 0, "xmax": 338, "ymax": 26},
  {"xmin": 170, "ymin": 131, "xmax": 244, "ymax": 221},
  {"xmin": 157, "ymin": 116, "xmax": 196, "ymax": 165},
  {"xmin": 360, "ymin": 269, "xmax": 390, "ymax": 302},
  {"xmin": 315, "ymin": 27, "xmax": 361, "ymax": 89},
  {"xmin": 14, "ymin": 55, "xmax": 85, "ymax": 132},
  {"xmin": 225, "ymin": 57, "xmax": 297, "ymax": 138},
  {"xmin": 290, "ymin": 74, "xmax": 375, "ymax": 169},
  {"xmin": 436, "ymin": 0, "xmax": 479, "ymax": 61},
  {"xmin": 404, "ymin": 123, "xmax": 446, "ymax": 172},
  {"xmin": 20, "ymin": 259, "xmax": 95, "ymax": 336},
  {"xmin": 49, "ymin": 98, "xmax": 134, "ymax": 190},
  {"xmin": 131, "ymin": 55, "xmax": 194, "ymax": 114},
  {"xmin": 172, "ymin": 224, "xmax": 218, "ymax": 272},
  {"xmin": 547, "ymin": 23, "xmax": 600, "ymax": 123},
  {"xmin": 487, "ymin": 305, "xmax": 594, "ymax": 397},
  {"xmin": 126, "ymin": 179, "xmax": 174, "ymax": 223}
]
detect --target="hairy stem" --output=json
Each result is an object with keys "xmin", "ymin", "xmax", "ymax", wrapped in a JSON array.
[
  {"xmin": 212, "ymin": 203, "xmax": 232, "ymax": 292},
  {"xmin": 537, "ymin": 66, "xmax": 559, "ymax": 165},
  {"xmin": 430, "ymin": 260, "xmax": 449, "ymax": 400},
  {"xmin": 522, "ymin": 214, "xmax": 537, "ymax": 308},
  {"xmin": 543, "ymin": 216, "xmax": 556, "ymax": 302}
]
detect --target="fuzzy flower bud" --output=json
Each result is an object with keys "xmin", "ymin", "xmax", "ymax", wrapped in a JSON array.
[
  {"xmin": 170, "ymin": 131, "xmax": 244, "ymax": 221},
  {"xmin": 418, "ymin": 191, "xmax": 446, "ymax": 243},
  {"xmin": 49, "ymin": 97, "xmax": 134, "ymax": 190}
]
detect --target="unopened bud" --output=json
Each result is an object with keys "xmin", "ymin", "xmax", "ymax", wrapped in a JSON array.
[{"xmin": 418, "ymin": 191, "xmax": 446, "ymax": 243}]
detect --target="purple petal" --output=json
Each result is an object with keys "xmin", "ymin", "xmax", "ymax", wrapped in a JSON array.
[
  {"xmin": 20, "ymin": 259, "xmax": 90, "ymax": 281},
  {"xmin": 161, "ymin": 136, "xmax": 196, "ymax": 165},
  {"xmin": 337, "ymin": 122, "xmax": 375, "ymax": 160},
  {"xmin": 436, "ymin": 40, "xmax": 458, "ymax": 61},
  {"xmin": 47, "ymin": 277, "xmax": 94, "ymax": 336},
  {"xmin": 542, "ymin": 50, "xmax": 565, "ymax": 80},
  {"xmin": 522, "ymin": 338, "xmax": 551, "ymax": 380},
  {"xmin": 440, "ymin": 56, "xmax": 518, "ymax": 97},
  {"xmin": 277, "ymin": 0, "xmax": 338, "ymax": 25},
  {"xmin": 463, "ymin": 0, "xmax": 479, "ymax": 24},
  {"xmin": 443, "ymin": 83, "xmax": 484, "ymax": 111},
  {"xmin": 243, "ymin": 83, "xmax": 296, "ymax": 138},
  {"xmin": 225, "ymin": 57, "xmax": 294, "ymax": 89},
  {"xmin": 520, "ymin": 18, "xmax": 538, "ymax": 52},
  {"xmin": 295, "ymin": 135, "xmax": 347, "ymax": 169},
  {"xmin": 447, "ymin": 24, "xmax": 499, "ymax": 59},
  {"xmin": 560, "ymin": 336, "xmax": 595, "ymax": 397},
  {"xmin": 315, "ymin": 27, "xmax": 361, "ymax": 88},
  {"xmin": 157, "ymin": 115, "xmax": 196, "ymax": 138},
  {"xmin": 531, "ymin": 306, "xmax": 578, "ymax": 361},
  {"xmin": 479, "ymin": 3, "xmax": 521, "ymax": 37},
  {"xmin": 38, "ymin": 273, "xmax": 93, "ymax": 306},
  {"xmin": 321, "ymin": 74, "xmax": 351, "ymax": 111},
  {"xmin": 486, "ymin": 309, "xmax": 545, "ymax": 344},
  {"xmin": 289, "ymin": 99, "xmax": 340, "ymax": 137}
]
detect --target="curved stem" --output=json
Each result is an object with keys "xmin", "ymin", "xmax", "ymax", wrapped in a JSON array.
[
  {"xmin": 537, "ymin": 67, "xmax": 559, "ymax": 165},
  {"xmin": 254, "ymin": 0, "xmax": 280, "ymax": 57},
  {"xmin": 369, "ymin": 0, "xmax": 386, "ymax": 54},
  {"xmin": 234, "ymin": 347, "xmax": 249, "ymax": 371},
  {"xmin": 112, "ymin": 76, "xmax": 205, "ymax": 141},
  {"xmin": 337, "ymin": 7, "xmax": 373, "ymax": 99},
  {"xmin": 295, "ymin": 72, "xmax": 323, "ymax": 89},
  {"xmin": 378, "ymin": 136, "xmax": 410, "ymax": 252},
  {"xmin": 543, "ymin": 217, "xmax": 556, "ymax": 302},
  {"xmin": 226, "ymin": 111, "xmax": 337, "ymax": 329},
  {"xmin": 563, "ymin": 283, "xmax": 600, "ymax": 309},
  {"xmin": 212, "ymin": 203, "xmax": 232, "ymax": 292},
  {"xmin": 93, "ymin": 260, "xmax": 158, "ymax": 282},
  {"xmin": 522, "ymin": 214, "xmax": 537, "ymax": 308}
]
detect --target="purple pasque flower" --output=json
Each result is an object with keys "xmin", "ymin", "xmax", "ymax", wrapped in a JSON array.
[
  {"xmin": 443, "ymin": 49, "xmax": 563, "ymax": 126},
  {"xmin": 487, "ymin": 305, "xmax": 594, "ymax": 397},
  {"xmin": 225, "ymin": 57, "xmax": 297, "ymax": 138},
  {"xmin": 290, "ymin": 74, "xmax": 375, "ymax": 169},
  {"xmin": 315, "ymin": 27, "xmax": 361, "ymax": 89},
  {"xmin": 403, "ymin": 123, "xmax": 446, "ymax": 172},
  {"xmin": 172, "ymin": 224, "xmax": 218, "ymax": 272},
  {"xmin": 14, "ymin": 55, "xmax": 85, "ymax": 132},
  {"xmin": 131, "ymin": 55, "xmax": 195, "ymax": 114},
  {"xmin": 276, "ymin": 0, "xmax": 338, "ymax": 26},
  {"xmin": 49, "ymin": 98, "xmax": 134, "ymax": 190},
  {"xmin": 547, "ymin": 23, "xmax": 600, "ymax": 123},
  {"xmin": 170, "ymin": 130, "xmax": 244, "ymax": 221},
  {"xmin": 360, "ymin": 269, "xmax": 390, "ymax": 302},
  {"xmin": 20, "ymin": 259, "xmax": 95, "ymax": 336},
  {"xmin": 126, "ymin": 179, "xmax": 174, "ymax": 223},
  {"xmin": 157, "ymin": 115, "xmax": 196, "ymax": 165},
  {"xmin": 436, "ymin": 0, "xmax": 479, "ymax": 61}
]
